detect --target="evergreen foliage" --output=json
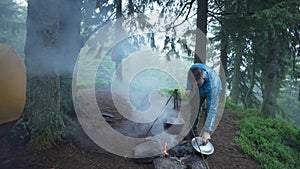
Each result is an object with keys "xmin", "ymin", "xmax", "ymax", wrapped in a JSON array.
[
  {"xmin": 0, "ymin": 0, "xmax": 26, "ymax": 57},
  {"xmin": 212, "ymin": 0, "xmax": 300, "ymax": 119},
  {"xmin": 3, "ymin": 0, "xmax": 300, "ymax": 151},
  {"xmin": 226, "ymin": 101, "xmax": 300, "ymax": 169}
]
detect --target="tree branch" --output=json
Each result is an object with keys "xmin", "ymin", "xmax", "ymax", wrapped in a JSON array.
[{"xmin": 173, "ymin": 0, "xmax": 196, "ymax": 24}]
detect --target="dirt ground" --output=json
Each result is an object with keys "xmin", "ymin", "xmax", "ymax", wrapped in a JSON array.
[{"xmin": 0, "ymin": 89, "xmax": 260, "ymax": 169}]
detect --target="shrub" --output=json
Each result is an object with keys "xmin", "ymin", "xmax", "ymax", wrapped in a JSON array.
[
  {"xmin": 225, "ymin": 100, "xmax": 246, "ymax": 115},
  {"xmin": 234, "ymin": 114, "xmax": 300, "ymax": 169}
]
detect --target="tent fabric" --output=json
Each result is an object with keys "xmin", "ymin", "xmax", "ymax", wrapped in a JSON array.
[{"xmin": 0, "ymin": 44, "xmax": 26, "ymax": 124}]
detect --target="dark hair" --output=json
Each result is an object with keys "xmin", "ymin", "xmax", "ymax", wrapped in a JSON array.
[{"xmin": 188, "ymin": 67, "xmax": 203, "ymax": 82}]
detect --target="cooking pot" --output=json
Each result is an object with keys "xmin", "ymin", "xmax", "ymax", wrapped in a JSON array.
[{"xmin": 164, "ymin": 116, "xmax": 185, "ymax": 135}]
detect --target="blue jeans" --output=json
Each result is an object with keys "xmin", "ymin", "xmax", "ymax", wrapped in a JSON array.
[{"xmin": 192, "ymin": 95, "xmax": 207, "ymax": 136}]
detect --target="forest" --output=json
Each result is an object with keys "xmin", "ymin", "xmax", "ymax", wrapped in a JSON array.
[{"xmin": 0, "ymin": 0, "xmax": 300, "ymax": 169}]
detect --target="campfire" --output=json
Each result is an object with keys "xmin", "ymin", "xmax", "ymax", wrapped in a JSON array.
[
  {"xmin": 162, "ymin": 141, "xmax": 202, "ymax": 159},
  {"xmin": 163, "ymin": 143, "xmax": 169, "ymax": 156},
  {"xmin": 151, "ymin": 140, "xmax": 210, "ymax": 169},
  {"xmin": 133, "ymin": 89, "xmax": 211, "ymax": 168}
]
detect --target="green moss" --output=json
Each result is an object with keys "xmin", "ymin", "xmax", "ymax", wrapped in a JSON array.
[{"xmin": 28, "ymin": 111, "xmax": 77, "ymax": 150}]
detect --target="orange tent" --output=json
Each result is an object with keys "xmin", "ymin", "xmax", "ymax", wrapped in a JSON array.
[{"xmin": 0, "ymin": 44, "xmax": 26, "ymax": 124}]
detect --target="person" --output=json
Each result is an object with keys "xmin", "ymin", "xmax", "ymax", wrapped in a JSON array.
[{"xmin": 185, "ymin": 63, "xmax": 222, "ymax": 143}]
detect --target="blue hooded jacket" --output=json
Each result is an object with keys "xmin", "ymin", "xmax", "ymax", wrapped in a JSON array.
[{"xmin": 186, "ymin": 63, "xmax": 222, "ymax": 132}]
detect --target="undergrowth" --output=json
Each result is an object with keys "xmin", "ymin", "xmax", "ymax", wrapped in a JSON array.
[
  {"xmin": 226, "ymin": 101, "xmax": 300, "ymax": 169},
  {"xmin": 12, "ymin": 111, "xmax": 77, "ymax": 150}
]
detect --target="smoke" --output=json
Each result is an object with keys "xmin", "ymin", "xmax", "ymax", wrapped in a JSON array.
[
  {"xmin": 25, "ymin": 0, "xmax": 81, "ymax": 77},
  {"xmin": 72, "ymin": 13, "xmax": 214, "ymax": 157},
  {"xmin": 128, "ymin": 68, "xmax": 178, "ymax": 112}
]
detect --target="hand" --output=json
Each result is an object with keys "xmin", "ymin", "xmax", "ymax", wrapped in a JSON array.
[{"xmin": 202, "ymin": 131, "xmax": 211, "ymax": 143}]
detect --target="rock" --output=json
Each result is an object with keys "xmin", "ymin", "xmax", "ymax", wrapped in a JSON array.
[
  {"xmin": 153, "ymin": 155, "xmax": 209, "ymax": 169},
  {"xmin": 153, "ymin": 157, "xmax": 186, "ymax": 169},
  {"xmin": 133, "ymin": 138, "xmax": 163, "ymax": 158}
]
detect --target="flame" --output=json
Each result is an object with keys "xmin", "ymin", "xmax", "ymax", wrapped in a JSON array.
[{"xmin": 163, "ymin": 142, "xmax": 169, "ymax": 156}]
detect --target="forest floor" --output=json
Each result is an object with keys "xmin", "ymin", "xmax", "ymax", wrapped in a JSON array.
[{"xmin": 0, "ymin": 89, "xmax": 261, "ymax": 169}]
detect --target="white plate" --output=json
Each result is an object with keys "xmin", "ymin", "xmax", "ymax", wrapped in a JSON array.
[{"xmin": 191, "ymin": 137, "xmax": 214, "ymax": 155}]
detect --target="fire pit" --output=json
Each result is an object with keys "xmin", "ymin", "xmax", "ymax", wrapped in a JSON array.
[
  {"xmin": 132, "ymin": 136, "xmax": 211, "ymax": 168},
  {"xmin": 153, "ymin": 140, "xmax": 211, "ymax": 169}
]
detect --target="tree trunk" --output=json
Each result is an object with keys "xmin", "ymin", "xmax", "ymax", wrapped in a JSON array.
[
  {"xmin": 261, "ymin": 29, "xmax": 279, "ymax": 118},
  {"xmin": 115, "ymin": 0, "xmax": 122, "ymax": 18},
  {"xmin": 114, "ymin": 0, "xmax": 123, "ymax": 81},
  {"xmin": 220, "ymin": 30, "xmax": 228, "ymax": 76},
  {"xmin": 58, "ymin": 0, "xmax": 82, "ymax": 116},
  {"xmin": 244, "ymin": 55, "xmax": 256, "ymax": 108},
  {"xmin": 194, "ymin": 0, "xmax": 207, "ymax": 64},
  {"xmin": 219, "ymin": 29, "xmax": 228, "ymax": 103},
  {"xmin": 128, "ymin": 0, "xmax": 134, "ymax": 15},
  {"xmin": 23, "ymin": 0, "xmax": 61, "ymax": 118},
  {"xmin": 230, "ymin": 39, "xmax": 243, "ymax": 104}
]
